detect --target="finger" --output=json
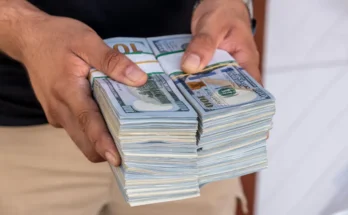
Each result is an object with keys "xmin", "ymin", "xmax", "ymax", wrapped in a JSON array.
[
  {"xmin": 74, "ymin": 96, "xmax": 121, "ymax": 166},
  {"xmin": 60, "ymin": 105, "xmax": 104, "ymax": 162},
  {"xmin": 237, "ymin": 54, "xmax": 262, "ymax": 85},
  {"xmin": 73, "ymin": 33, "xmax": 147, "ymax": 86},
  {"xmin": 231, "ymin": 47, "xmax": 261, "ymax": 85},
  {"xmin": 219, "ymin": 29, "xmax": 261, "ymax": 84},
  {"xmin": 61, "ymin": 79, "xmax": 121, "ymax": 166},
  {"xmin": 181, "ymin": 33, "xmax": 219, "ymax": 74}
]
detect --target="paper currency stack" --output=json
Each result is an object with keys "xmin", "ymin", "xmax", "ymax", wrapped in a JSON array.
[
  {"xmin": 147, "ymin": 34, "xmax": 276, "ymax": 186},
  {"xmin": 89, "ymin": 35, "xmax": 276, "ymax": 206},
  {"xmin": 89, "ymin": 37, "xmax": 200, "ymax": 206}
]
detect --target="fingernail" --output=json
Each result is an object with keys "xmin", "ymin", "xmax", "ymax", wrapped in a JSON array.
[
  {"xmin": 105, "ymin": 151, "xmax": 119, "ymax": 166},
  {"xmin": 125, "ymin": 66, "xmax": 146, "ymax": 83},
  {"xmin": 182, "ymin": 54, "xmax": 201, "ymax": 72}
]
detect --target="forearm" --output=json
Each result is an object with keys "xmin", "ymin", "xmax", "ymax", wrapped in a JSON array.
[{"xmin": 0, "ymin": 0, "xmax": 47, "ymax": 62}]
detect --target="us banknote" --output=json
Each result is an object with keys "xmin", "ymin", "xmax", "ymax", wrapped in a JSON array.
[{"xmin": 147, "ymin": 34, "xmax": 275, "ymax": 119}]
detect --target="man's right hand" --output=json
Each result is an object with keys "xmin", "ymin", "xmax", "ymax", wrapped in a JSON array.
[{"xmin": 0, "ymin": 1, "xmax": 148, "ymax": 166}]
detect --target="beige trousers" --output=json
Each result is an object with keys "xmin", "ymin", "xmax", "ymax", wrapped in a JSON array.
[{"xmin": 0, "ymin": 124, "xmax": 247, "ymax": 215}]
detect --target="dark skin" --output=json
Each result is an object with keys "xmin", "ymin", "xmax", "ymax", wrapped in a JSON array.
[{"xmin": 0, "ymin": 0, "xmax": 260, "ymax": 166}]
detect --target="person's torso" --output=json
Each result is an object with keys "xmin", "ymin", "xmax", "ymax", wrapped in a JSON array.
[{"xmin": 0, "ymin": 0, "xmax": 197, "ymax": 126}]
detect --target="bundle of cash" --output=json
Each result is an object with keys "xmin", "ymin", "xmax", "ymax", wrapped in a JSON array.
[
  {"xmin": 147, "ymin": 34, "xmax": 275, "ymax": 186},
  {"xmin": 89, "ymin": 37, "xmax": 200, "ymax": 206}
]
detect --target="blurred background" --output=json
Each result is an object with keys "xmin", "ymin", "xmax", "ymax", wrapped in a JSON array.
[{"xmin": 254, "ymin": 0, "xmax": 348, "ymax": 215}]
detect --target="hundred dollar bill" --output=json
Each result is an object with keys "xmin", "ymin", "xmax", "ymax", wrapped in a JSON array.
[
  {"xmin": 146, "ymin": 34, "xmax": 275, "ymax": 120},
  {"xmin": 89, "ymin": 37, "xmax": 198, "ymax": 119}
]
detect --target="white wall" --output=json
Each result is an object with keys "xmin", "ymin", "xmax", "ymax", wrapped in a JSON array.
[{"xmin": 255, "ymin": 0, "xmax": 348, "ymax": 214}]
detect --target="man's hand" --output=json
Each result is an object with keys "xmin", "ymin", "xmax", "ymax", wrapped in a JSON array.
[
  {"xmin": 181, "ymin": 0, "xmax": 261, "ymax": 84},
  {"xmin": 0, "ymin": 1, "xmax": 147, "ymax": 166}
]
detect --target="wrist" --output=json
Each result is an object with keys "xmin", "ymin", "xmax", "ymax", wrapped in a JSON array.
[
  {"xmin": 210, "ymin": 0, "xmax": 255, "ymax": 33},
  {"xmin": 0, "ymin": 0, "xmax": 48, "ymax": 62},
  {"xmin": 197, "ymin": 0, "xmax": 251, "ymax": 19}
]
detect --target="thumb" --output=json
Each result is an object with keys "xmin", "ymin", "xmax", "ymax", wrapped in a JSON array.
[
  {"xmin": 74, "ymin": 35, "xmax": 148, "ymax": 86},
  {"xmin": 181, "ymin": 33, "xmax": 219, "ymax": 74}
]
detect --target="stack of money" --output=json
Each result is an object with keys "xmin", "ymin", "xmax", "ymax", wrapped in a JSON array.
[
  {"xmin": 147, "ymin": 34, "xmax": 276, "ymax": 186},
  {"xmin": 89, "ymin": 37, "xmax": 200, "ymax": 206}
]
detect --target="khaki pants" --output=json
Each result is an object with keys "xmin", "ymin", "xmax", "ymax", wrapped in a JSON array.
[{"xmin": 0, "ymin": 125, "xmax": 247, "ymax": 215}]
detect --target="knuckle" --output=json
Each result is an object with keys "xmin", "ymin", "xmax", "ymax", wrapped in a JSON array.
[
  {"xmin": 77, "ymin": 28, "xmax": 98, "ymax": 43},
  {"xmin": 187, "ymin": 33, "xmax": 216, "ymax": 60},
  {"xmin": 103, "ymin": 50, "xmax": 127, "ymax": 74},
  {"xmin": 89, "ymin": 132, "xmax": 100, "ymax": 151},
  {"xmin": 90, "ymin": 132, "xmax": 107, "ymax": 155},
  {"xmin": 76, "ymin": 110, "xmax": 91, "ymax": 133},
  {"xmin": 194, "ymin": 33, "xmax": 215, "ymax": 48},
  {"xmin": 70, "ymin": 27, "xmax": 98, "ymax": 51}
]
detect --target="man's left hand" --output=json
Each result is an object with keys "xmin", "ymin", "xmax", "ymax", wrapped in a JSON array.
[{"xmin": 181, "ymin": 0, "xmax": 261, "ymax": 84}]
